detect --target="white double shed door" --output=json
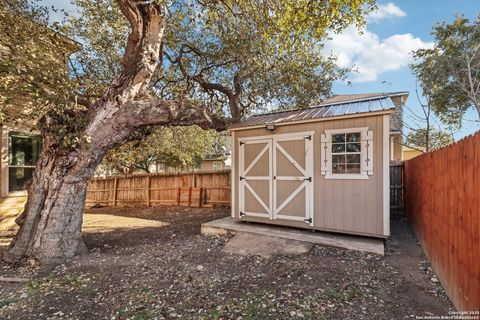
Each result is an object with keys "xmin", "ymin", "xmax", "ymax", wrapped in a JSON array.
[{"xmin": 238, "ymin": 131, "xmax": 314, "ymax": 225}]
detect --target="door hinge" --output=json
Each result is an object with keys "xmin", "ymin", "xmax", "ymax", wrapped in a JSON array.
[
  {"xmin": 304, "ymin": 177, "xmax": 312, "ymax": 182},
  {"xmin": 304, "ymin": 135, "xmax": 312, "ymax": 140},
  {"xmin": 239, "ymin": 141, "xmax": 245, "ymax": 146},
  {"xmin": 240, "ymin": 176, "xmax": 245, "ymax": 180},
  {"xmin": 304, "ymin": 217, "xmax": 312, "ymax": 224},
  {"xmin": 240, "ymin": 212, "xmax": 246, "ymax": 217}
]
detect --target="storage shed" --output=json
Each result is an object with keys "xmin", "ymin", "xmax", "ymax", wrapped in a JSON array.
[{"xmin": 228, "ymin": 92, "xmax": 408, "ymax": 238}]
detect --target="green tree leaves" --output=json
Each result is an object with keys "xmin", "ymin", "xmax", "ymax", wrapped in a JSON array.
[
  {"xmin": 412, "ymin": 16, "xmax": 480, "ymax": 127},
  {"xmin": 406, "ymin": 128, "xmax": 454, "ymax": 151},
  {"xmin": 2, "ymin": 0, "xmax": 374, "ymax": 152},
  {"xmin": 102, "ymin": 126, "xmax": 219, "ymax": 174},
  {"xmin": 0, "ymin": 0, "xmax": 80, "ymax": 127}
]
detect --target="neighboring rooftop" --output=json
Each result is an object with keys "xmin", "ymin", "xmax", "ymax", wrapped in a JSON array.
[{"xmin": 229, "ymin": 92, "xmax": 409, "ymax": 130}]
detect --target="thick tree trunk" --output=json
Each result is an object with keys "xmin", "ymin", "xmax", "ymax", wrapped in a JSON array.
[{"xmin": 4, "ymin": 147, "xmax": 100, "ymax": 263}]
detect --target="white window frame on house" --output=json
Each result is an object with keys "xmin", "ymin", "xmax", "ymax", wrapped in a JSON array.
[
  {"xmin": 321, "ymin": 127, "xmax": 373, "ymax": 180},
  {"xmin": 157, "ymin": 163, "xmax": 166, "ymax": 172},
  {"xmin": 7, "ymin": 131, "xmax": 42, "ymax": 193},
  {"xmin": 212, "ymin": 161, "xmax": 223, "ymax": 171}
]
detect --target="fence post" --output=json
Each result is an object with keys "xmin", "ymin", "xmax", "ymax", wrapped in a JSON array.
[
  {"xmin": 176, "ymin": 188, "xmax": 181, "ymax": 206},
  {"xmin": 188, "ymin": 187, "xmax": 192, "ymax": 207},
  {"xmin": 146, "ymin": 176, "xmax": 151, "ymax": 207},
  {"xmin": 113, "ymin": 177, "xmax": 118, "ymax": 207}
]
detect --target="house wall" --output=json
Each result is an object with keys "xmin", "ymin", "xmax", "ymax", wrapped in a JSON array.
[
  {"xmin": 199, "ymin": 159, "xmax": 226, "ymax": 171},
  {"xmin": 230, "ymin": 113, "xmax": 390, "ymax": 238},
  {"xmin": 390, "ymin": 133, "xmax": 403, "ymax": 161},
  {"xmin": 403, "ymin": 146, "xmax": 423, "ymax": 160}
]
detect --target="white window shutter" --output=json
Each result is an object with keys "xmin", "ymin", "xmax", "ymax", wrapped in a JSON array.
[
  {"xmin": 363, "ymin": 130, "xmax": 374, "ymax": 175},
  {"xmin": 320, "ymin": 133, "xmax": 331, "ymax": 175}
]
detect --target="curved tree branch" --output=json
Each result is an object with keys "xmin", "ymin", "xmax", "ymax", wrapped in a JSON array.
[{"xmin": 113, "ymin": 0, "xmax": 166, "ymax": 101}]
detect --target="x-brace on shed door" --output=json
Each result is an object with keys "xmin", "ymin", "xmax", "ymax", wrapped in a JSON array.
[
  {"xmin": 239, "ymin": 132, "xmax": 313, "ymax": 225},
  {"xmin": 273, "ymin": 134, "xmax": 313, "ymax": 223},
  {"xmin": 239, "ymin": 139, "xmax": 273, "ymax": 219}
]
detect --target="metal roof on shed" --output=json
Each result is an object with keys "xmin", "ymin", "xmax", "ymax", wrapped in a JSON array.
[{"xmin": 229, "ymin": 96, "xmax": 397, "ymax": 130}]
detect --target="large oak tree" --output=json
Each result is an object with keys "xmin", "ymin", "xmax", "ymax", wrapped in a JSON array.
[{"xmin": 2, "ymin": 0, "xmax": 374, "ymax": 263}]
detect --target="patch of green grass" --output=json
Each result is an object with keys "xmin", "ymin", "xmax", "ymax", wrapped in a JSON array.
[
  {"xmin": 324, "ymin": 287, "xmax": 342, "ymax": 301},
  {"xmin": 81, "ymin": 286, "xmax": 96, "ymax": 298},
  {"xmin": 116, "ymin": 288, "xmax": 161, "ymax": 319},
  {"xmin": 202, "ymin": 291, "xmax": 329, "ymax": 320},
  {"xmin": 201, "ymin": 291, "xmax": 275, "ymax": 319},
  {"xmin": 63, "ymin": 274, "xmax": 86, "ymax": 288},
  {"xmin": 0, "ymin": 298, "xmax": 15, "ymax": 308},
  {"xmin": 118, "ymin": 307, "xmax": 127, "ymax": 318},
  {"xmin": 130, "ymin": 309, "xmax": 148, "ymax": 320},
  {"xmin": 203, "ymin": 307, "xmax": 225, "ymax": 319},
  {"xmin": 345, "ymin": 283, "xmax": 362, "ymax": 300},
  {"xmin": 58, "ymin": 274, "xmax": 97, "ymax": 298},
  {"xmin": 117, "ymin": 306, "xmax": 150, "ymax": 320},
  {"xmin": 25, "ymin": 278, "xmax": 46, "ymax": 296},
  {"xmin": 299, "ymin": 293, "xmax": 327, "ymax": 320}
]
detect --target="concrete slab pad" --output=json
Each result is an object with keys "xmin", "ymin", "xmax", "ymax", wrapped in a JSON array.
[
  {"xmin": 201, "ymin": 217, "xmax": 384, "ymax": 255},
  {"xmin": 82, "ymin": 214, "xmax": 168, "ymax": 233},
  {"xmin": 224, "ymin": 232, "xmax": 313, "ymax": 257}
]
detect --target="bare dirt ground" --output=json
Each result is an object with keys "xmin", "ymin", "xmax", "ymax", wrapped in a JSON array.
[{"xmin": 0, "ymin": 206, "xmax": 453, "ymax": 319}]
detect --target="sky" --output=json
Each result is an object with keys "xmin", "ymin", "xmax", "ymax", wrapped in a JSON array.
[
  {"xmin": 324, "ymin": 1, "xmax": 480, "ymax": 140},
  {"xmin": 42, "ymin": 0, "xmax": 480, "ymax": 140}
]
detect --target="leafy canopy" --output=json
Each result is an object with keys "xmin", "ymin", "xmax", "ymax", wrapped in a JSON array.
[
  {"xmin": 406, "ymin": 128, "xmax": 454, "ymax": 151},
  {"xmin": 412, "ymin": 15, "xmax": 480, "ymax": 127},
  {"xmin": 0, "ymin": 0, "xmax": 80, "ymax": 126},
  {"xmin": 2, "ymin": 0, "xmax": 375, "ymax": 163},
  {"xmin": 102, "ymin": 126, "xmax": 218, "ymax": 174},
  {"xmin": 61, "ymin": 0, "xmax": 375, "ymax": 120},
  {"xmin": 158, "ymin": 0, "xmax": 374, "ymax": 118}
]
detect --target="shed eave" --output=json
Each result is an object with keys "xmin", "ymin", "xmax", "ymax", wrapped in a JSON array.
[{"xmin": 228, "ymin": 109, "xmax": 396, "ymax": 132}]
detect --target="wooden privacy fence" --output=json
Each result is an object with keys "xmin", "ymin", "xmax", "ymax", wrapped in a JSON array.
[
  {"xmin": 86, "ymin": 170, "xmax": 231, "ymax": 208},
  {"xmin": 404, "ymin": 132, "xmax": 480, "ymax": 311},
  {"xmin": 390, "ymin": 160, "xmax": 404, "ymax": 216}
]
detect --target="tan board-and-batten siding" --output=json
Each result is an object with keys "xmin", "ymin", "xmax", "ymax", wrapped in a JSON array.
[{"xmin": 230, "ymin": 113, "xmax": 390, "ymax": 238}]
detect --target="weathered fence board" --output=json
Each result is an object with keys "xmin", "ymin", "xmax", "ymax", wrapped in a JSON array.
[
  {"xmin": 404, "ymin": 131, "xmax": 480, "ymax": 311},
  {"xmin": 86, "ymin": 170, "xmax": 231, "ymax": 208},
  {"xmin": 390, "ymin": 160, "xmax": 404, "ymax": 216}
]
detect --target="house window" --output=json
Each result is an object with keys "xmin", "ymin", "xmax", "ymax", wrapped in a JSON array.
[
  {"xmin": 157, "ymin": 163, "xmax": 166, "ymax": 173},
  {"xmin": 8, "ymin": 132, "xmax": 42, "ymax": 192},
  {"xmin": 212, "ymin": 162, "xmax": 223, "ymax": 171},
  {"xmin": 321, "ymin": 127, "xmax": 373, "ymax": 179},
  {"xmin": 331, "ymin": 132, "xmax": 362, "ymax": 174}
]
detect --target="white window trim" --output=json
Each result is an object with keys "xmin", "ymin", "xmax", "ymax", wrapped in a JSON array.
[
  {"xmin": 5, "ymin": 130, "xmax": 42, "ymax": 194},
  {"xmin": 322, "ymin": 127, "xmax": 373, "ymax": 180}
]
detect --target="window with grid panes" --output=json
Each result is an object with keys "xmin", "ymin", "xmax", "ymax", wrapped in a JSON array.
[{"xmin": 331, "ymin": 132, "xmax": 362, "ymax": 174}]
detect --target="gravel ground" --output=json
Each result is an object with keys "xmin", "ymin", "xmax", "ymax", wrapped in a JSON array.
[{"xmin": 0, "ymin": 206, "xmax": 453, "ymax": 319}]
